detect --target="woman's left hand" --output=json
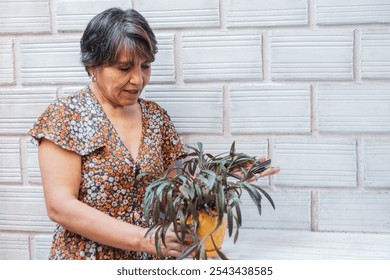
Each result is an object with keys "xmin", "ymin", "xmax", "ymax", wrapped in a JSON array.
[{"xmin": 232, "ymin": 156, "xmax": 280, "ymax": 182}]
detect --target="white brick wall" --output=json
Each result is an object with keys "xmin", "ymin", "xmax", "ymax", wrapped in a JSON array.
[
  {"xmin": 0, "ymin": 40, "xmax": 14, "ymax": 84},
  {"xmin": 1, "ymin": 0, "xmax": 390, "ymax": 260}
]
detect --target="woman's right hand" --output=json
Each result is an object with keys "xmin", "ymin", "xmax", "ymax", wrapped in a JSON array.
[{"xmin": 142, "ymin": 225, "xmax": 193, "ymax": 258}]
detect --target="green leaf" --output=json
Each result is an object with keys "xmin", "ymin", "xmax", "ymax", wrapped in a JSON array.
[
  {"xmin": 177, "ymin": 241, "xmax": 200, "ymax": 260},
  {"xmin": 144, "ymin": 222, "xmax": 159, "ymax": 237},
  {"xmin": 152, "ymin": 199, "xmax": 161, "ymax": 222},
  {"xmin": 155, "ymin": 227, "xmax": 164, "ymax": 259},
  {"xmin": 203, "ymin": 169, "xmax": 217, "ymax": 188},
  {"xmin": 216, "ymin": 184, "xmax": 225, "ymax": 226},
  {"xmin": 210, "ymin": 235, "xmax": 229, "ymax": 260},
  {"xmin": 242, "ymin": 182, "xmax": 262, "ymax": 215},
  {"xmin": 177, "ymin": 208, "xmax": 186, "ymax": 242},
  {"xmin": 226, "ymin": 204, "xmax": 233, "ymax": 237},
  {"xmin": 230, "ymin": 141, "xmax": 236, "ymax": 159},
  {"xmin": 235, "ymin": 202, "xmax": 242, "ymax": 228},
  {"xmin": 233, "ymin": 215, "xmax": 240, "ymax": 244},
  {"xmin": 254, "ymin": 185, "xmax": 276, "ymax": 210}
]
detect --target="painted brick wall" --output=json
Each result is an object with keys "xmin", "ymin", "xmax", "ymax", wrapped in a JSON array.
[{"xmin": 0, "ymin": 0, "xmax": 390, "ymax": 259}]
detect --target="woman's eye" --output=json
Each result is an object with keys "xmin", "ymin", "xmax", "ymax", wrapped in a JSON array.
[
  {"xmin": 119, "ymin": 67, "xmax": 131, "ymax": 72},
  {"xmin": 142, "ymin": 64, "xmax": 151, "ymax": 70}
]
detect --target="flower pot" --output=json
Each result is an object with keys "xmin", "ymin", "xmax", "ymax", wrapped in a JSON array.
[{"xmin": 189, "ymin": 210, "xmax": 226, "ymax": 257}]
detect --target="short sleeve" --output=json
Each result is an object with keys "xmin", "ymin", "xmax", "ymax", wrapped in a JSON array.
[
  {"xmin": 28, "ymin": 98, "xmax": 105, "ymax": 156},
  {"xmin": 161, "ymin": 109, "xmax": 186, "ymax": 170}
]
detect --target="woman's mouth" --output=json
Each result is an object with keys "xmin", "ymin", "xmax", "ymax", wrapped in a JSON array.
[{"xmin": 124, "ymin": 89, "xmax": 140, "ymax": 95}]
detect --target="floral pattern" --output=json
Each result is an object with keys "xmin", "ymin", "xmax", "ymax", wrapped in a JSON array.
[{"xmin": 28, "ymin": 86, "xmax": 185, "ymax": 260}]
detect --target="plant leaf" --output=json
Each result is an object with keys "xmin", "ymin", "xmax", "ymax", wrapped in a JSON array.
[
  {"xmin": 227, "ymin": 204, "xmax": 233, "ymax": 237},
  {"xmin": 254, "ymin": 185, "xmax": 276, "ymax": 209},
  {"xmin": 155, "ymin": 227, "xmax": 164, "ymax": 259},
  {"xmin": 230, "ymin": 141, "xmax": 236, "ymax": 159},
  {"xmin": 210, "ymin": 235, "xmax": 229, "ymax": 260},
  {"xmin": 233, "ymin": 215, "xmax": 240, "ymax": 244},
  {"xmin": 242, "ymin": 182, "xmax": 262, "ymax": 215},
  {"xmin": 177, "ymin": 241, "xmax": 200, "ymax": 260}
]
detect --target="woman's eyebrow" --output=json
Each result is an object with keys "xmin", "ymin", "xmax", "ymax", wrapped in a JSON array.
[{"xmin": 116, "ymin": 60, "xmax": 133, "ymax": 66}]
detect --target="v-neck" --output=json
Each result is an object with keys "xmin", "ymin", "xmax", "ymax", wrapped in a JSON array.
[{"xmin": 87, "ymin": 86, "xmax": 145, "ymax": 163}]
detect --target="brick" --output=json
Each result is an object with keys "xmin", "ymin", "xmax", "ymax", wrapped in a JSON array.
[
  {"xmin": 56, "ymin": 0, "xmax": 131, "ymax": 31},
  {"xmin": 138, "ymin": 0, "xmax": 219, "ymax": 29},
  {"xmin": 144, "ymin": 86, "xmax": 223, "ymax": 134},
  {"xmin": 182, "ymin": 32, "xmax": 262, "ymax": 81},
  {"xmin": 0, "ymin": 39, "xmax": 14, "ymax": 85},
  {"xmin": 364, "ymin": 141, "xmax": 390, "ymax": 188},
  {"xmin": 227, "ymin": 0, "xmax": 308, "ymax": 27},
  {"xmin": 229, "ymin": 85, "xmax": 310, "ymax": 134},
  {"xmin": 361, "ymin": 30, "xmax": 390, "ymax": 80},
  {"xmin": 62, "ymin": 86, "xmax": 86, "ymax": 97},
  {"xmin": 31, "ymin": 235, "xmax": 52, "ymax": 260},
  {"xmin": 274, "ymin": 140, "xmax": 357, "ymax": 188},
  {"xmin": 240, "ymin": 191, "xmax": 311, "ymax": 230},
  {"xmin": 0, "ymin": 0, "xmax": 50, "ymax": 33},
  {"xmin": 0, "ymin": 89, "xmax": 56, "ymax": 135},
  {"xmin": 0, "ymin": 138, "xmax": 21, "ymax": 184},
  {"xmin": 270, "ymin": 31, "xmax": 353, "ymax": 80},
  {"xmin": 150, "ymin": 34, "xmax": 175, "ymax": 84},
  {"xmin": 187, "ymin": 139, "xmax": 268, "ymax": 157},
  {"xmin": 0, "ymin": 234, "xmax": 30, "ymax": 260},
  {"xmin": 26, "ymin": 141, "xmax": 40, "ymax": 185},
  {"xmin": 318, "ymin": 192, "xmax": 390, "ymax": 233},
  {"xmin": 20, "ymin": 38, "xmax": 89, "ymax": 85},
  {"xmin": 223, "ymin": 229, "xmax": 390, "ymax": 259},
  {"xmin": 0, "ymin": 186, "xmax": 54, "ymax": 232},
  {"xmin": 318, "ymin": 84, "xmax": 390, "ymax": 133},
  {"xmin": 317, "ymin": 0, "xmax": 390, "ymax": 25}
]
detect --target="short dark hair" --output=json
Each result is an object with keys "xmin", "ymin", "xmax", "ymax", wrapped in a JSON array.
[{"xmin": 80, "ymin": 8, "xmax": 157, "ymax": 75}]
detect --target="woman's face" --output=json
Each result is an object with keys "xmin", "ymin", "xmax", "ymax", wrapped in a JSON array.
[{"xmin": 91, "ymin": 48, "xmax": 151, "ymax": 107}]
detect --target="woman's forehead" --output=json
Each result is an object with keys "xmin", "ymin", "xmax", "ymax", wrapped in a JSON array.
[{"xmin": 116, "ymin": 46, "xmax": 149, "ymax": 64}]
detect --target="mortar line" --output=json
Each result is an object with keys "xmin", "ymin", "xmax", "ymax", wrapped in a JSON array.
[
  {"xmin": 174, "ymin": 31, "xmax": 184, "ymax": 85},
  {"xmin": 131, "ymin": 0, "xmax": 138, "ymax": 10},
  {"xmin": 308, "ymin": 0, "xmax": 316, "ymax": 28},
  {"xmin": 48, "ymin": 0, "xmax": 58, "ymax": 34},
  {"xmin": 19, "ymin": 136, "xmax": 28, "ymax": 186},
  {"xmin": 311, "ymin": 191, "xmax": 319, "ymax": 232},
  {"xmin": 223, "ymin": 84, "xmax": 230, "ymax": 136},
  {"xmin": 12, "ymin": 38, "xmax": 20, "ymax": 87},
  {"xmin": 311, "ymin": 83, "xmax": 319, "ymax": 137},
  {"xmin": 354, "ymin": 29, "xmax": 362, "ymax": 82},
  {"xmin": 356, "ymin": 137, "xmax": 365, "ymax": 190},
  {"xmin": 219, "ymin": 0, "xmax": 227, "ymax": 30},
  {"xmin": 262, "ymin": 32, "xmax": 271, "ymax": 82}
]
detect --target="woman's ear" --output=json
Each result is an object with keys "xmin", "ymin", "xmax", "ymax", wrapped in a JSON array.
[
  {"xmin": 86, "ymin": 66, "xmax": 97, "ymax": 82},
  {"xmin": 86, "ymin": 66, "xmax": 95, "ymax": 77}
]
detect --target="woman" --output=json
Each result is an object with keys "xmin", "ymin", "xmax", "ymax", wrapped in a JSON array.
[{"xmin": 29, "ymin": 8, "xmax": 279, "ymax": 260}]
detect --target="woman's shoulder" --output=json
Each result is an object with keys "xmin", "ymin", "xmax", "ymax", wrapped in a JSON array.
[
  {"xmin": 28, "ymin": 86, "xmax": 106, "ymax": 155},
  {"xmin": 140, "ymin": 98, "xmax": 169, "ymax": 116},
  {"xmin": 52, "ymin": 86, "xmax": 94, "ymax": 114}
]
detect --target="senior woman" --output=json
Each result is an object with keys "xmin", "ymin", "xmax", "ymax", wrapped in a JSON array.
[
  {"xmin": 28, "ymin": 8, "xmax": 191, "ymax": 260},
  {"xmin": 28, "ymin": 8, "xmax": 279, "ymax": 260}
]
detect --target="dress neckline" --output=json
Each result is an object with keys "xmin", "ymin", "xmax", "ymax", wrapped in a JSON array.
[{"xmin": 86, "ymin": 85, "xmax": 145, "ymax": 163}]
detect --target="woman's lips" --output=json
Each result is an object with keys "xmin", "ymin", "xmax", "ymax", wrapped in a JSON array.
[{"xmin": 124, "ymin": 89, "xmax": 140, "ymax": 95}]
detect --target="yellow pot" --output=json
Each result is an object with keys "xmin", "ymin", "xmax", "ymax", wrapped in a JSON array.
[{"xmin": 188, "ymin": 210, "xmax": 227, "ymax": 257}]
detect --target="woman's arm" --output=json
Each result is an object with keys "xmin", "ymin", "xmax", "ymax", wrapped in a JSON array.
[{"xmin": 38, "ymin": 138, "xmax": 187, "ymax": 257}]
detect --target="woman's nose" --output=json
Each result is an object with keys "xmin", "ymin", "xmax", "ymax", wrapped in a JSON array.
[{"xmin": 129, "ymin": 68, "xmax": 143, "ymax": 85}]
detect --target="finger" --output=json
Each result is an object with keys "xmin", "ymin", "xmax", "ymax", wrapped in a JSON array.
[
  {"xmin": 164, "ymin": 242, "xmax": 189, "ymax": 257},
  {"xmin": 246, "ymin": 173, "xmax": 259, "ymax": 183},
  {"xmin": 167, "ymin": 226, "xmax": 193, "ymax": 240},
  {"xmin": 259, "ymin": 167, "xmax": 280, "ymax": 177},
  {"xmin": 255, "ymin": 156, "xmax": 267, "ymax": 163}
]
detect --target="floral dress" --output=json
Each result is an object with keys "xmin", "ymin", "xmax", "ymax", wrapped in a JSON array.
[{"xmin": 28, "ymin": 86, "xmax": 186, "ymax": 260}]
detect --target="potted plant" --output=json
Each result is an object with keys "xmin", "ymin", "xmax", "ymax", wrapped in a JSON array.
[{"xmin": 140, "ymin": 141, "xmax": 275, "ymax": 259}]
